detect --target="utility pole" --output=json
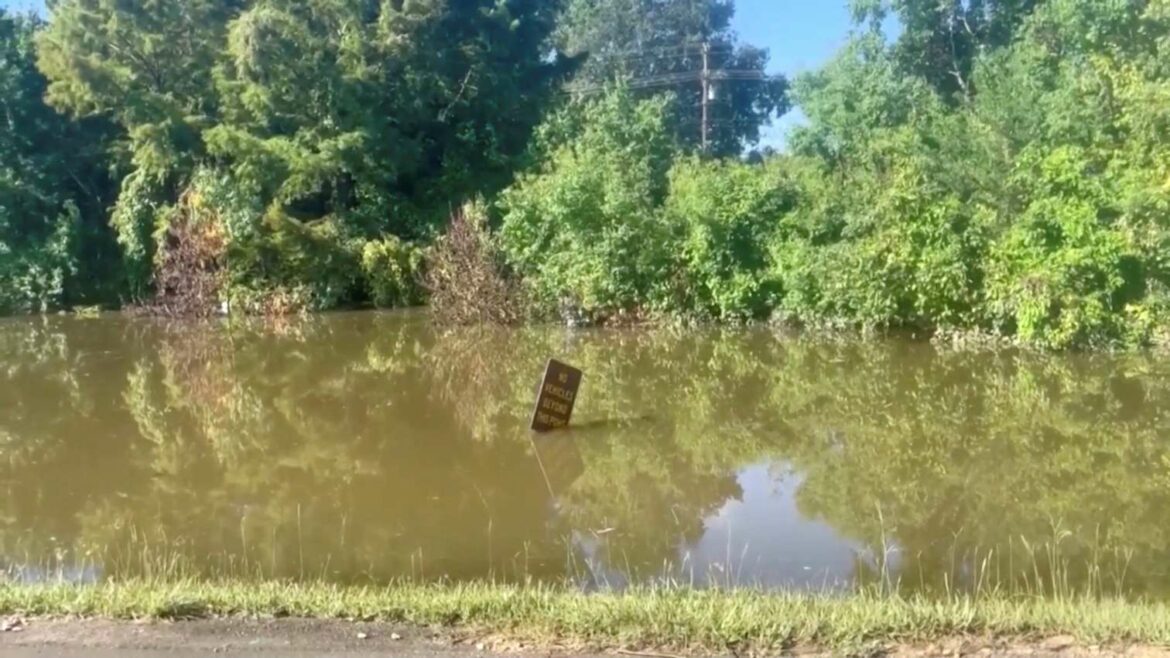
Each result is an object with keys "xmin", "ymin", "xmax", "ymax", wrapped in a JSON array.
[{"xmin": 700, "ymin": 41, "xmax": 710, "ymax": 153}]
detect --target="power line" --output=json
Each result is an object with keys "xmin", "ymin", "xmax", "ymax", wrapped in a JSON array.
[
  {"xmin": 561, "ymin": 39, "xmax": 780, "ymax": 148},
  {"xmin": 712, "ymin": 70, "xmax": 772, "ymax": 80},
  {"xmin": 565, "ymin": 43, "xmax": 740, "ymax": 77},
  {"xmin": 587, "ymin": 47, "xmax": 735, "ymax": 63},
  {"xmin": 574, "ymin": 43, "xmax": 736, "ymax": 60},
  {"xmin": 566, "ymin": 71, "xmax": 698, "ymax": 94},
  {"xmin": 564, "ymin": 70, "xmax": 773, "ymax": 96}
]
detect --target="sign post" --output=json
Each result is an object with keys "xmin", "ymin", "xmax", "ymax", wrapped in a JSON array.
[
  {"xmin": 530, "ymin": 359, "xmax": 583, "ymax": 432},
  {"xmin": 532, "ymin": 434, "xmax": 585, "ymax": 498}
]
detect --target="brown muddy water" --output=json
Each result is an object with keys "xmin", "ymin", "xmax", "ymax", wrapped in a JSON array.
[{"xmin": 1, "ymin": 311, "xmax": 1169, "ymax": 596}]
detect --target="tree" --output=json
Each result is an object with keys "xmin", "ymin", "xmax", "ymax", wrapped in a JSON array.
[
  {"xmin": 0, "ymin": 9, "xmax": 119, "ymax": 312},
  {"xmin": 556, "ymin": 0, "xmax": 788, "ymax": 156},
  {"xmin": 787, "ymin": 32, "xmax": 937, "ymax": 162},
  {"xmin": 35, "ymin": 0, "xmax": 573, "ymax": 306},
  {"xmin": 850, "ymin": 0, "xmax": 1042, "ymax": 100},
  {"xmin": 210, "ymin": 0, "xmax": 573, "ymax": 238},
  {"xmin": 37, "ymin": 0, "xmax": 243, "ymax": 292},
  {"xmin": 770, "ymin": 0, "xmax": 1170, "ymax": 347},
  {"xmin": 38, "ymin": 0, "xmax": 241, "ymax": 179}
]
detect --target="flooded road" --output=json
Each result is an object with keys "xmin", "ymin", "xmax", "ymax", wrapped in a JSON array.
[{"xmin": 1, "ymin": 312, "xmax": 1169, "ymax": 596}]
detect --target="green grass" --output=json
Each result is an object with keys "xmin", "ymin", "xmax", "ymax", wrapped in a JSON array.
[{"xmin": 2, "ymin": 580, "xmax": 1169, "ymax": 653}]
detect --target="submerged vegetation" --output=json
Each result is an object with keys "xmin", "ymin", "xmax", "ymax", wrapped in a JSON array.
[{"xmin": 0, "ymin": 1, "xmax": 1169, "ymax": 348}]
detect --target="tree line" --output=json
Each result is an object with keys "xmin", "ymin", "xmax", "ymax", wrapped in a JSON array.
[{"xmin": 4, "ymin": 0, "xmax": 1170, "ymax": 349}]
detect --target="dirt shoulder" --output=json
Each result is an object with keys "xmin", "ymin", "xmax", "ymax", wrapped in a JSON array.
[{"xmin": 2, "ymin": 619, "xmax": 1170, "ymax": 658}]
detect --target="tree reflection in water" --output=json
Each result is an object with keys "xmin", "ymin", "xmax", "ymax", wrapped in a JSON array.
[{"xmin": 1, "ymin": 313, "xmax": 1169, "ymax": 597}]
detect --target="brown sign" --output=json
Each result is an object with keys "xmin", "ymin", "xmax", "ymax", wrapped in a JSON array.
[{"xmin": 530, "ymin": 359, "xmax": 583, "ymax": 432}]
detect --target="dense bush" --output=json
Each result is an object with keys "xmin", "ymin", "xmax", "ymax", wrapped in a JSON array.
[
  {"xmin": 0, "ymin": 205, "xmax": 77, "ymax": 315},
  {"xmin": 771, "ymin": 128, "xmax": 989, "ymax": 331},
  {"xmin": 361, "ymin": 238, "xmax": 425, "ymax": 310},
  {"xmin": 500, "ymin": 87, "xmax": 798, "ymax": 323},
  {"xmin": 758, "ymin": 2, "xmax": 1170, "ymax": 348},
  {"xmin": 492, "ymin": 0, "xmax": 1170, "ymax": 347},
  {"xmin": 662, "ymin": 157, "xmax": 793, "ymax": 321},
  {"xmin": 19, "ymin": 0, "xmax": 571, "ymax": 313},
  {"xmin": 139, "ymin": 168, "xmax": 426, "ymax": 316},
  {"xmin": 499, "ymin": 88, "xmax": 676, "ymax": 317},
  {"xmin": 983, "ymin": 148, "xmax": 1142, "ymax": 349}
]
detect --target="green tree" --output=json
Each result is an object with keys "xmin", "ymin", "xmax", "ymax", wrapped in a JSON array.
[
  {"xmin": 766, "ymin": 0, "xmax": 1170, "ymax": 347},
  {"xmin": 211, "ymin": 0, "xmax": 572, "ymax": 237},
  {"xmin": 557, "ymin": 0, "xmax": 788, "ymax": 156},
  {"xmin": 788, "ymin": 33, "xmax": 937, "ymax": 162},
  {"xmin": 36, "ymin": 0, "xmax": 571, "ymax": 308},
  {"xmin": 500, "ymin": 86, "xmax": 677, "ymax": 315},
  {"xmin": 851, "ymin": 0, "xmax": 1042, "ymax": 100},
  {"xmin": 0, "ymin": 9, "xmax": 119, "ymax": 313},
  {"xmin": 37, "ymin": 0, "xmax": 242, "ymax": 292},
  {"xmin": 38, "ymin": 0, "xmax": 239, "ymax": 178}
]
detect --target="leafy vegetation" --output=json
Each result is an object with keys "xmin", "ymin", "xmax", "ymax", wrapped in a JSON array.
[
  {"xmin": 0, "ymin": 10, "xmax": 118, "ymax": 313},
  {"xmin": 5, "ymin": 0, "xmax": 1170, "ymax": 348},
  {"xmin": 9, "ymin": 0, "xmax": 575, "ymax": 312},
  {"xmin": 501, "ymin": 0, "xmax": 1170, "ymax": 348}
]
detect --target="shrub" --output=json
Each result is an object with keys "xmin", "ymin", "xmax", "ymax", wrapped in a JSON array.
[
  {"xmin": 141, "ymin": 187, "xmax": 228, "ymax": 318},
  {"xmin": 661, "ymin": 157, "xmax": 793, "ymax": 321},
  {"xmin": 984, "ymin": 148, "xmax": 1142, "ymax": 350},
  {"xmin": 0, "ymin": 203, "xmax": 78, "ymax": 314},
  {"xmin": 499, "ymin": 87, "xmax": 676, "ymax": 317},
  {"xmin": 772, "ymin": 128, "xmax": 988, "ymax": 331},
  {"xmin": 110, "ymin": 171, "xmax": 166, "ymax": 300},
  {"xmin": 424, "ymin": 202, "xmax": 523, "ymax": 326},
  {"xmin": 238, "ymin": 215, "xmax": 364, "ymax": 313},
  {"xmin": 361, "ymin": 237, "xmax": 425, "ymax": 309},
  {"xmin": 138, "ymin": 168, "xmax": 368, "ymax": 317}
]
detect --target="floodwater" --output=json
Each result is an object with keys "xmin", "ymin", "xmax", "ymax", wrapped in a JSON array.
[{"xmin": 2, "ymin": 312, "xmax": 1169, "ymax": 596}]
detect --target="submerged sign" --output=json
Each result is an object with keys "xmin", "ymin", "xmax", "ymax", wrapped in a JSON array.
[{"xmin": 530, "ymin": 359, "xmax": 583, "ymax": 432}]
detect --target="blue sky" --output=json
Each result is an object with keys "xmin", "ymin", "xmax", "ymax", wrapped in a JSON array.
[
  {"xmin": 1, "ymin": 0, "xmax": 38, "ymax": 14},
  {"xmin": 733, "ymin": 0, "xmax": 858, "ymax": 146},
  {"xmin": 3, "ymin": 0, "xmax": 860, "ymax": 146}
]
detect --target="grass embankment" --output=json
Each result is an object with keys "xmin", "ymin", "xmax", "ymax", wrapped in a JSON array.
[{"xmin": 2, "ymin": 581, "xmax": 1170, "ymax": 653}]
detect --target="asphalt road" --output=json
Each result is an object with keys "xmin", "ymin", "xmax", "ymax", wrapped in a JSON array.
[
  {"xmin": 2, "ymin": 650, "xmax": 468, "ymax": 658},
  {"xmin": 2, "ymin": 618, "xmax": 1166, "ymax": 658},
  {"xmin": 0, "ymin": 619, "xmax": 558, "ymax": 658}
]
